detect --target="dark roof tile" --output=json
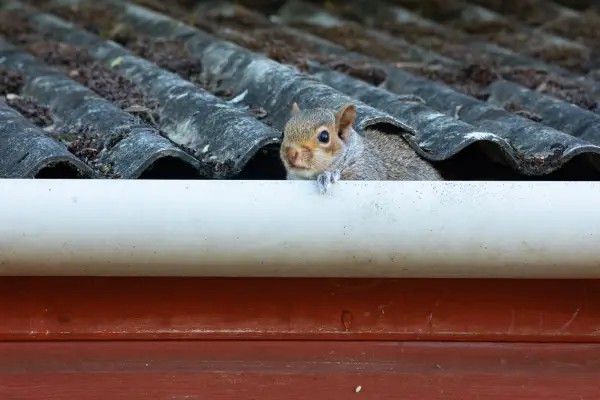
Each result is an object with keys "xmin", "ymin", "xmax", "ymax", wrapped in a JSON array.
[
  {"xmin": 0, "ymin": 0, "xmax": 600, "ymax": 179},
  {"xmin": 0, "ymin": 38, "xmax": 203, "ymax": 178},
  {"xmin": 21, "ymin": 10, "xmax": 284, "ymax": 178},
  {"xmin": 0, "ymin": 101, "xmax": 95, "ymax": 178}
]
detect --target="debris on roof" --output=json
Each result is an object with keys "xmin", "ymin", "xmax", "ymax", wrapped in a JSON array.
[{"xmin": 1, "ymin": 0, "xmax": 600, "ymax": 179}]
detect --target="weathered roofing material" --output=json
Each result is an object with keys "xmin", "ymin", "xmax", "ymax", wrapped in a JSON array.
[
  {"xmin": 487, "ymin": 79, "xmax": 600, "ymax": 145},
  {"xmin": 1, "ymin": 1, "xmax": 285, "ymax": 178},
  {"xmin": 114, "ymin": 0, "xmax": 600, "ymax": 175},
  {"xmin": 81, "ymin": 0, "xmax": 578, "ymax": 174},
  {"xmin": 0, "ymin": 101, "xmax": 95, "ymax": 178},
  {"xmin": 275, "ymin": 0, "xmax": 600, "ymax": 96},
  {"xmin": 92, "ymin": 1, "xmax": 453, "ymax": 162},
  {"xmin": 0, "ymin": 38, "xmax": 203, "ymax": 178},
  {"xmin": 1, "ymin": 0, "xmax": 600, "ymax": 179}
]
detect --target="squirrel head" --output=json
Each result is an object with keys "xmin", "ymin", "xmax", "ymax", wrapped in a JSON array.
[{"xmin": 280, "ymin": 102, "xmax": 356, "ymax": 178}]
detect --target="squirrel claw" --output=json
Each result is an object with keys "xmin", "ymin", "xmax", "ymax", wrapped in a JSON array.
[
  {"xmin": 331, "ymin": 169, "xmax": 341, "ymax": 183},
  {"xmin": 317, "ymin": 173, "xmax": 331, "ymax": 195},
  {"xmin": 316, "ymin": 170, "xmax": 341, "ymax": 195}
]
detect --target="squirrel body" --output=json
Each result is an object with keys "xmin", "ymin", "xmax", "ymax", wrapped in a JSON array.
[{"xmin": 280, "ymin": 102, "xmax": 442, "ymax": 193}]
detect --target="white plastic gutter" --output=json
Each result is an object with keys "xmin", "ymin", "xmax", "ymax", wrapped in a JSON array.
[{"xmin": 0, "ymin": 179, "xmax": 599, "ymax": 278}]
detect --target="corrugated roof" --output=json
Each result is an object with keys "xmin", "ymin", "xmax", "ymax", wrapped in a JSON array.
[{"xmin": 1, "ymin": 0, "xmax": 600, "ymax": 179}]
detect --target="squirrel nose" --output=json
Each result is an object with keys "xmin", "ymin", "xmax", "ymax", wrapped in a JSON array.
[{"xmin": 286, "ymin": 147, "xmax": 299, "ymax": 165}]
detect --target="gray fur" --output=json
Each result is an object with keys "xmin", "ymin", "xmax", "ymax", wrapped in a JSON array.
[
  {"xmin": 329, "ymin": 127, "xmax": 443, "ymax": 181},
  {"xmin": 362, "ymin": 129, "xmax": 443, "ymax": 180}
]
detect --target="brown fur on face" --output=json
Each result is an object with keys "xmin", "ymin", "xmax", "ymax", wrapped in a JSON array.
[{"xmin": 280, "ymin": 102, "xmax": 356, "ymax": 178}]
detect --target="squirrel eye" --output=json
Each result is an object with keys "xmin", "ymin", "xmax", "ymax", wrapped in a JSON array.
[{"xmin": 317, "ymin": 130, "xmax": 329, "ymax": 143}]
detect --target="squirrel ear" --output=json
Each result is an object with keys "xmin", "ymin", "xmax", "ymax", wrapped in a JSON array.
[
  {"xmin": 290, "ymin": 102, "xmax": 301, "ymax": 115},
  {"xmin": 335, "ymin": 104, "xmax": 356, "ymax": 141}
]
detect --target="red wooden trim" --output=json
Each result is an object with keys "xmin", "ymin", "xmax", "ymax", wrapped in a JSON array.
[
  {"xmin": 2, "ymin": 277, "xmax": 600, "ymax": 341},
  {"xmin": 1, "ymin": 341, "xmax": 599, "ymax": 399}
]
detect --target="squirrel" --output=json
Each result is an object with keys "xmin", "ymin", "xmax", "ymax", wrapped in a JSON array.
[{"xmin": 279, "ymin": 102, "xmax": 443, "ymax": 194}]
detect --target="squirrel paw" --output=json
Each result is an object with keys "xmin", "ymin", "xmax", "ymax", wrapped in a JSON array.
[{"xmin": 316, "ymin": 170, "xmax": 341, "ymax": 195}]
